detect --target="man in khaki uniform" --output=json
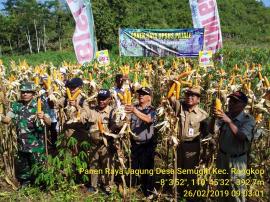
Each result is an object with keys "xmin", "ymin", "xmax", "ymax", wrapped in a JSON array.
[
  {"xmin": 211, "ymin": 91, "xmax": 255, "ymax": 202},
  {"xmin": 170, "ymin": 87, "xmax": 208, "ymax": 199},
  {"xmin": 87, "ymin": 89, "xmax": 119, "ymax": 194},
  {"xmin": 49, "ymin": 77, "xmax": 90, "ymax": 152}
]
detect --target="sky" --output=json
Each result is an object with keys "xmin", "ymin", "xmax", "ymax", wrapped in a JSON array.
[
  {"xmin": 263, "ymin": 0, "xmax": 270, "ymax": 6},
  {"xmin": 0, "ymin": 0, "xmax": 270, "ymax": 10}
]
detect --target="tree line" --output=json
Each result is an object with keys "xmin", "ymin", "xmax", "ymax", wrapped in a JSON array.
[{"xmin": 0, "ymin": 0, "xmax": 269, "ymax": 56}]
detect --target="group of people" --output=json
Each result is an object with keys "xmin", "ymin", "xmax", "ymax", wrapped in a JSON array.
[{"xmin": 0, "ymin": 72, "xmax": 256, "ymax": 202}]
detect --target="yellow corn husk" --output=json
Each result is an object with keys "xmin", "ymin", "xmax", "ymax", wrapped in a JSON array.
[
  {"xmin": 167, "ymin": 83, "xmax": 176, "ymax": 98},
  {"xmin": 133, "ymin": 72, "xmax": 138, "ymax": 83},
  {"xmin": 37, "ymin": 98, "xmax": 42, "ymax": 113},
  {"xmin": 264, "ymin": 76, "xmax": 270, "ymax": 88},
  {"xmin": 0, "ymin": 59, "xmax": 2, "ymax": 66},
  {"xmin": 178, "ymin": 70, "xmax": 193, "ymax": 80},
  {"xmin": 258, "ymin": 64, "xmax": 262, "ymax": 71},
  {"xmin": 218, "ymin": 78, "xmax": 223, "ymax": 89},
  {"xmin": 98, "ymin": 117, "xmax": 104, "ymax": 133},
  {"xmin": 234, "ymin": 64, "xmax": 239, "ymax": 71},
  {"xmin": 251, "ymin": 63, "xmax": 255, "ymax": 71},
  {"xmin": 228, "ymin": 74, "xmax": 235, "ymax": 85},
  {"xmin": 53, "ymin": 70, "xmax": 57, "ymax": 80},
  {"xmin": 141, "ymin": 78, "xmax": 148, "ymax": 87},
  {"xmin": 166, "ymin": 69, "xmax": 171, "ymax": 77},
  {"xmin": 248, "ymin": 82, "xmax": 251, "ymax": 90},
  {"xmin": 66, "ymin": 88, "xmax": 72, "ymax": 100},
  {"xmin": 71, "ymin": 89, "xmax": 81, "ymax": 100},
  {"xmin": 127, "ymin": 90, "xmax": 132, "ymax": 105},
  {"xmin": 255, "ymin": 113, "xmax": 263, "ymax": 123},
  {"xmin": 89, "ymin": 73, "xmax": 93, "ymax": 81},
  {"xmin": 239, "ymin": 77, "xmax": 244, "ymax": 84},
  {"xmin": 183, "ymin": 57, "xmax": 187, "ymax": 67},
  {"xmin": 172, "ymin": 60, "xmax": 177, "ymax": 69},
  {"xmin": 53, "ymin": 84, "xmax": 59, "ymax": 92},
  {"xmin": 77, "ymin": 110, "xmax": 81, "ymax": 119},
  {"xmin": 34, "ymin": 77, "xmax": 39, "ymax": 86},
  {"xmin": 94, "ymin": 62, "xmax": 98, "ymax": 70},
  {"xmin": 158, "ymin": 59, "xmax": 164, "ymax": 66},
  {"xmin": 123, "ymin": 89, "xmax": 128, "ymax": 104},
  {"xmin": 117, "ymin": 93, "xmax": 124, "ymax": 101},
  {"xmin": 180, "ymin": 80, "xmax": 192, "ymax": 86},
  {"xmin": 258, "ymin": 71, "xmax": 263, "ymax": 80},
  {"xmin": 215, "ymin": 98, "xmax": 222, "ymax": 111},
  {"xmin": 244, "ymin": 84, "xmax": 249, "ymax": 91},
  {"xmin": 175, "ymin": 81, "xmax": 181, "ymax": 100},
  {"xmin": 47, "ymin": 76, "xmax": 51, "ymax": 89}
]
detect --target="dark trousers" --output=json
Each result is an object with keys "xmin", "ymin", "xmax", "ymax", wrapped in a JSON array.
[
  {"xmin": 15, "ymin": 151, "xmax": 44, "ymax": 184},
  {"xmin": 177, "ymin": 140, "xmax": 201, "ymax": 202},
  {"xmin": 49, "ymin": 122, "xmax": 58, "ymax": 148},
  {"xmin": 131, "ymin": 139, "xmax": 156, "ymax": 196}
]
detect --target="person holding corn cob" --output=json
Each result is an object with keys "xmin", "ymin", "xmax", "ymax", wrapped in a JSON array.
[
  {"xmin": 86, "ymin": 89, "xmax": 121, "ymax": 194},
  {"xmin": 0, "ymin": 82, "xmax": 51, "ymax": 187},
  {"xmin": 169, "ymin": 86, "xmax": 208, "ymax": 200},
  {"xmin": 49, "ymin": 77, "xmax": 90, "ymax": 151},
  {"xmin": 125, "ymin": 87, "xmax": 157, "ymax": 198},
  {"xmin": 211, "ymin": 91, "xmax": 255, "ymax": 202}
]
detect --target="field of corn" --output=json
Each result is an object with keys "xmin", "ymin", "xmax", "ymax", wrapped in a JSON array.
[{"xmin": 0, "ymin": 48, "xmax": 269, "ymax": 201}]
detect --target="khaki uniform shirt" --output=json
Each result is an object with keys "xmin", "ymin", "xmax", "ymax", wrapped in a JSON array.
[
  {"xmin": 217, "ymin": 111, "xmax": 255, "ymax": 155},
  {"xmin": 174, "ymin": 101, "xmax": 208, "ymax": 142},
  {"xmin": 56, "ymin": 94, "xmax": 90, "ymax": 121}
]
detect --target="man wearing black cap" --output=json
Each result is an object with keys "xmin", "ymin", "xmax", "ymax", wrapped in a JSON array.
[
  {"xmin": 87, "ymin": 89, "xmax": 119, "ymax": 194},
  {"xmin": 211, "ymin": 91, "xmax": 255, "ymax": 202},
  {"xmin": 49, "ymin": 77, "xmax": 90, "ymax": 151},
  {"xmin": 125, "ymin": 87, "xmax": 157, "ymax": 198}
]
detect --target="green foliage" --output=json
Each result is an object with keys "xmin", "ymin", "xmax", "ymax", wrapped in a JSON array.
[{"xmin": 33, "ymin": 133, "xmax": 91, "ymax": 191}]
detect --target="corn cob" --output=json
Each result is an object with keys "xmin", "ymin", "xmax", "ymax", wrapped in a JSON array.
[
  {"xmin": 175, "ymin": 81, "xmax": 181, "ymax": 100},
  {"xmin": 127, "ymin": 90, "xmax": 132, "ymax": 105},
  {"xmin": 123, "ymin": 89, "xmax": 128, "ymax": 104},
  {"xmin": 89, "ymin": 73, "xmax": 93, "ymax": 81},
  {"xmin": 37, "ymin": 98, "xmax": 42, "ymax": 113},
  {"xmin": 66, "ymin": 88, "xmax": 72, "ymax": 100},
  {"xmin": 215, "ymin": 98, "xmax": 222, "ymax": 111},
  {"xmin": 98, "ymin": 117, "xmax": 104, "ymax": 133},
  {"xmin": 255, "ymin": 113, "xmax": 263, "ymax": 123},
  {"xmin": 34, "ymin": 77, "xmax": 39, "ymax": 86},
  {"xmin": 141, "ymin": 78, "xmax": 148, "ymax": 87},
  {"xmin": 178, "ymin": 70, "xmax": 193, "ymax": 80},
  {"xmin": 117, "ymin": 93, "xmax": 124, "ymax": 101},
  {"xmin": 71, "ymin": 89, "xmax": 81, "ymax": 100},
  {"xmin": 167, "ymin": 83, "xmax": 176, "ymax": 98},
  {"xmin": 264, "ymin": 76, "xmax": 270, "ymax": 88},
  {"xmin": 229, "ymin": 74, "xmax": 235, "ymax": 85},
  {"xmin": 258, "ymin": 71, "xmax": 263, "ymax": 80}
]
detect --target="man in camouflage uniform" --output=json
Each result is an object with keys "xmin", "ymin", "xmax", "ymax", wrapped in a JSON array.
[
  {"xmin": 0, "ymin": 82, "xmax": 51, "ymax": 186},
  {"xmin": 211, "ymin": 91, "xmax": 255, "ymax": 202},
  {"xmin": 170, "ymin": 87, "xmax": 208, "ymax": 200}
]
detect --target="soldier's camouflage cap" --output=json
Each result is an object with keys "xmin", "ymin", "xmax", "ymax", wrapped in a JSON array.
[{"xmin": 20, "ymin": 82, "xmax": 36, "ymax": 92}]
